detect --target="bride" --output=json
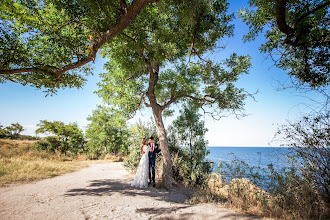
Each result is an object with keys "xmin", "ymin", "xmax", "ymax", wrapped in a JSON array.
[{"xmin": 131, "ymin": 138, "xmax": 151, "ymax": 188}]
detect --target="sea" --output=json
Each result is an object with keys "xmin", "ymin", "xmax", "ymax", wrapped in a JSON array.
[
  {"xmin": 206, "ymin": 146, "xmax": 291, "ymax": 171},
  {"xmin": 206, "ymin": 147, "xmax": 293, "ymax": 188}
]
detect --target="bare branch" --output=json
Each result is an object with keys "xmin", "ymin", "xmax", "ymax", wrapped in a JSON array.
[
  {"xmin": 139, "ymin": 92, "xmax": 151, "ymax": 107},
  {"xmin": 121, "ymin": 32, "xmax": 137, "ymax": 43},
  {"xmin": 161, "ymin": 94, "xmax": 218, "ymax": 111}
]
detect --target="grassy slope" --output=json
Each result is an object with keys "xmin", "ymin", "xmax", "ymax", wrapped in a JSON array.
[{"xmin": 0, "ymin": 139, "xmax": 88, "ymax": 187}]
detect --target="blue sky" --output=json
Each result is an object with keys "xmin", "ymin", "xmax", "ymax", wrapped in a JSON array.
[{"xmin": 0, "ymin": 0, "xmax": 323, "ymax": 146}]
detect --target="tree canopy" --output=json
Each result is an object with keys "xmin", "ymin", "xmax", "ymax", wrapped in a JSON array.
[
  {"xmin": 238, "ymin": 0, "xmax": 330, "ymax": 88},
  {"xmin": 97, "ymin": 0, "xmax": 251, "ymax": 118},
  {"xmin": 0, "ymin": 0, "xmax": 157, "ymax": 93}
]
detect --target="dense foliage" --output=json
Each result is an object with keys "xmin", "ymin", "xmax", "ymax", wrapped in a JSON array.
[
  {"xmin": 238, "ymin": 0, "xmax": 330, "ymax": 88},
  {"xmin": 85, "ymin": 106, "xmax": 130, "ymax": 159},
  {"xmin": 0, "ymin": 0, "xmax": 158, "ymax": 94},
  {"xmin": 169, "ymin": 105, "xmax": 211, "ymax": 187},
  {"xmin": 35, "ymin": 120, "xmax": 86, "ymax": 154}
]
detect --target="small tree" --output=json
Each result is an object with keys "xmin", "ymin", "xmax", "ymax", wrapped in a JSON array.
[
  {"xmin": 170, "ymin": 104, "xmax": 210, "ymax": 186},
  {"xmin": 86, "ymin": 106, "xmax": 130, "ymax": 158},
  {"xmin": 4, "ymin": 123, "xmax": 24, "ymax": 139},
  {"xmin": 0, "ymin": 123, "xmax": 5, "ymax": 138},
  {"xmin": 36, "ymin": 120, "xmax": 86, "ymax": 154}
]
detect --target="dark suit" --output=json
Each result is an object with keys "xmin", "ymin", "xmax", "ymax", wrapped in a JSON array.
[{"xmin": 148, "ymin": 142, "xmax": 161, "ymax": 183}]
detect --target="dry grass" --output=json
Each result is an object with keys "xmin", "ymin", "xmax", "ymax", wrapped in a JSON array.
[
  {"xmin": 204, "ymin": 173, "xmax": 330, "ymax": 220},
  {"xmin": 0, "ymin": 158, "xmax": 88, "ymax": 187},
  {"xmin": 0, "ymin": 139, "xmax": 88, "ymax": 187},
  {"xmin": 103, "ymin": 153, "xmax": 126, "ymax": 162}
]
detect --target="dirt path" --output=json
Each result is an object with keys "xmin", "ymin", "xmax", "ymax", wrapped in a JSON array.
[{"xmin": 0, "ymin": 162, "xmax": 265, "ymax": 220}]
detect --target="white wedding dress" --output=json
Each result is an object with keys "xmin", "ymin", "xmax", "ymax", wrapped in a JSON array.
[{"xmin": 131, "ymin": 145, "xmax": 150, "ymax": 188}]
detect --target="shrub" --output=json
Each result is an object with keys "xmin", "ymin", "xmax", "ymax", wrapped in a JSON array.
[
  {"xmin": 34, "ymin": 136, "xmax": 61, "ymax": 154},
  {"xmin": 209, "ymin": 151, "xmax": 329, "ymax": 219},
  {"xmin": 278, "ymin": 112, "xmax": 330, "ymax": 204}
]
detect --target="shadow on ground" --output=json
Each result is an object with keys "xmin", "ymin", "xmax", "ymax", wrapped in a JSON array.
[
  {"xmin": 64, "ymin": 178, "xmax": 193, "ymax": 204},
  {"xmin": 65, "ymin": 178, "xmax": 264, "ymax": 219}
]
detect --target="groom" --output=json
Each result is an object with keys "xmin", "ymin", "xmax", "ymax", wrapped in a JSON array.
[{"xmin": 148, "ymin": 136, "xmax": 161, "ymax": 187}]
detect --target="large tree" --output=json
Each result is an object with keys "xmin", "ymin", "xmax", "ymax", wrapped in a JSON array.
[
  {"xmin": 96, "ymin": 0, "xmax": 252, "ymax": 189},
  {"xmin": 0, "ymin": 0, "xmax": 157, "ymax": 93},
  {"xmin": 238, "ymin": 0, "xmax": 330, "ymax": 88}
]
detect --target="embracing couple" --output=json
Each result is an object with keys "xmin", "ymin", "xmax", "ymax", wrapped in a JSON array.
[{"xmin": 131, "ymin": 137, "xmax": 161, "ymax": 188}]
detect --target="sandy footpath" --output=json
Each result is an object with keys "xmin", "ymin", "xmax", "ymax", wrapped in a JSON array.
[{"xmin": 0, "ymin": 162, "xmax": 265, "ymax": 220}]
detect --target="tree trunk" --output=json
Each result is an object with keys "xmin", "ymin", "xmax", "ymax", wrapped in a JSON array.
[
  {"xmin": 144, "ymin": 58, "xmax": 173, "ymax": 189},
  {"xmin": 151, "ymin": 105, "xmax": 173, "ymax": 190}
]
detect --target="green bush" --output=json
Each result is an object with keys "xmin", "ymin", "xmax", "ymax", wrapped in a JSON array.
[
  {"xmin": 123, "ymin": 144, "xmax": 142, "ymax": 171},
  {"xmin": 19, "ymin": 135, "xmax": 40, "ymax": 140},
  {"xmin": 34, "ymin": 136, "xmax": 61, "ymax": 154}
]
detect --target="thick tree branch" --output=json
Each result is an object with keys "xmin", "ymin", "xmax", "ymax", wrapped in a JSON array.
[
  {"xmin": 122, "ymin": 32, "xmax": 155, "ymax": 76},
  {"xmin": 146, "ymin": 63, "xmax": 159, "ymax": 104},
  {"xmin": 189, "ymin": 13, "xmax": 202, "ymax": 61},
  {"xmin": 276, "ymin": 0, "xmax": 294, "ymax": 44},
  {"xmin": 276, "ymin": 0, "xmax": 330, "ymax": 46},
  {"xmin": 1, "ymin": 0, "xmax": 157, "ymax": 80}
]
